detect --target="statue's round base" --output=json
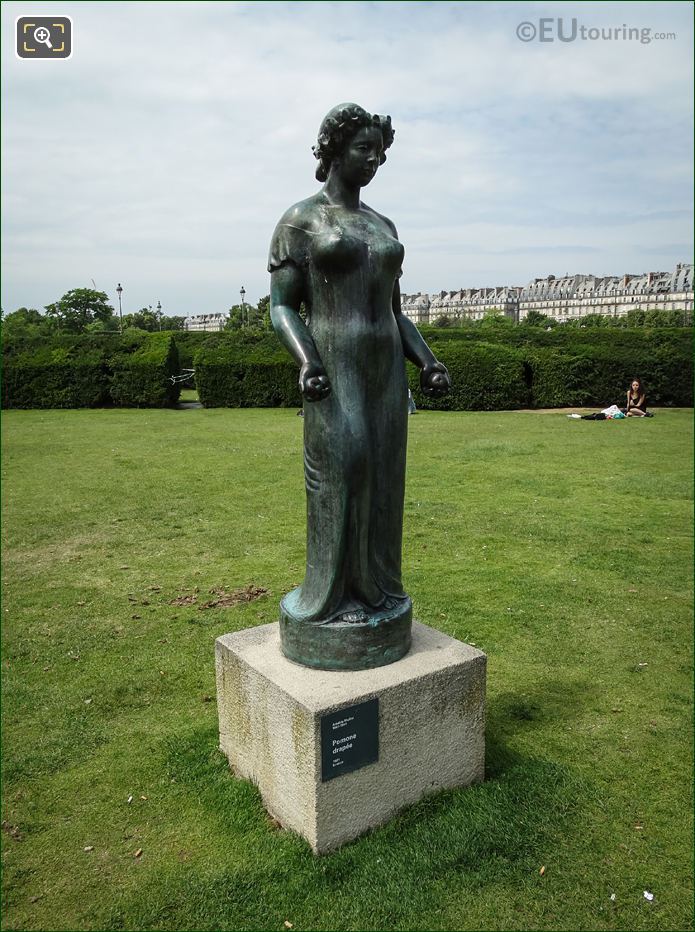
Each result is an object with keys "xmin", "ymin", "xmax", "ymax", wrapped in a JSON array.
[{"xmin": 279, "ymin": 594, "xmax": 412, "ymax": 671}]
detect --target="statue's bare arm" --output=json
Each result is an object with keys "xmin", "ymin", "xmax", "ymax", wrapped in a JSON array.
[
  {"xmin": 270, "ymin": 264, "xmax": 331, "ymax": 402},
  {"xmin": 392, "ymin": 280, "xmax": 451, "ymax": 398}
]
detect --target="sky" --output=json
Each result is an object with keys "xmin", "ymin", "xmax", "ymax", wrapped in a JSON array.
[{"xmin": 2, "ymin": 0, "xmax": 693, "ymax": 317}]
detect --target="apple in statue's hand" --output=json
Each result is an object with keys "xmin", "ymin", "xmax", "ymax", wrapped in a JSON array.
[
  {"xmin": 420, "ymin": 361, "xmax": 451, "ymax": 397},
  {"xmin": 300, "ymin": 361, "xmax": 331, "ymax": 401}
]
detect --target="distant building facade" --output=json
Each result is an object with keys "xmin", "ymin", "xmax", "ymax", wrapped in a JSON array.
[
  {"xmin": 183, "ymin": 312, "xmax": 229, "ymax": 332},
  {"xmin": 401, "ymin": 263, "xmax": 694, "ymax": 324}
]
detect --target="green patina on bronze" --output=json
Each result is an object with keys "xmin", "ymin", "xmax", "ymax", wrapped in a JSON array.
[{"xmin": 269, "ymin": 104, "xmax": 450, "ymax": 671}]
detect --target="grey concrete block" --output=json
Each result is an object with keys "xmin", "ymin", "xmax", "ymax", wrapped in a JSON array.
[{"xmin": 216, "ymin": 620, "xmax": 486, "ymax": 854}]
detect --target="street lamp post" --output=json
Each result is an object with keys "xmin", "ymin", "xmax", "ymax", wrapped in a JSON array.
[
  {"xmin": 240, "ymin": 286, "xmax": 246, "ymax": 328},
  {"xmin": 116, "ymin": 283, "xmax": 123, "ymax": 332}
]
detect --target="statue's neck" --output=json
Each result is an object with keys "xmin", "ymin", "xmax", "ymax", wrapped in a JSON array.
[{"xmin": 323, "ymin": 173, "xmax": 361, "ymax": 210}]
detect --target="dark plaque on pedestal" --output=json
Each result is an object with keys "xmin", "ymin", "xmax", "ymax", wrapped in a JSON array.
[{"xmin": 321, "ymin": 697, "xmax": 379, "ymax": 782}]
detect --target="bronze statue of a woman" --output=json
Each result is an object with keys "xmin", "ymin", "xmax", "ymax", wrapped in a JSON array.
[{"xmin": 269, "ymin": 103, "xmax": 450, "ymax": 671}]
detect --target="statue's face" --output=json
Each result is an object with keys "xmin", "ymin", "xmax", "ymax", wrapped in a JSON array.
[{"xmin": 336, "ymin": 126, "xmax": 383, "ymax": 187}]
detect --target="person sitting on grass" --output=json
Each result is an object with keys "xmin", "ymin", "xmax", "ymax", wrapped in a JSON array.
[{"xmin": 624, "ymin": 378, "xmax": 649, "ymax": 417}]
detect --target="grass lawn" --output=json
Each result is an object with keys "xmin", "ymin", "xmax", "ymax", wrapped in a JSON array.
[{"xmin": 2, "ymin": 407, "xmax": 692, "ymax": 932}]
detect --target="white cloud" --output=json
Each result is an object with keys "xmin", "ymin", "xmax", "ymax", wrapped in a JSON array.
[{"xmin": 1, "ymin": 0, "xmax": 692, "ymax": 314}]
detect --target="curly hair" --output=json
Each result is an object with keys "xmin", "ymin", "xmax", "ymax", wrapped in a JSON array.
[{"xmin": 312, "ymin": 103, "xmax": 395, "ymax": 183}]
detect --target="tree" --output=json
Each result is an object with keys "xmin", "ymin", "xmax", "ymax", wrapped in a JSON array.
[
  {"xmin": 121, "ymin": 307, "xmax": 159, "ymax": 331},
  {"xmin": 1, "ymin": 307, "xmax": 54, "ymax": 343},
  {"xmin": 479, "ymin": 312, "xmax": 513, "ymax": 330},
  {"xmin": 224, "ymin": 297, "xmax": 274, "ymax": 332},
  {"xmin": 159, "ymin": 315, "xmax": 185, "ymax": 331},
  {"xmin": 581, "ymin": 313, "xmax": 612, "ymax": 328},
  {"xmin": 84, "ymin": 316, "xmax": 120, "ymax": 333},
  {"xmin": 224, "ymin": 304, "xmax": 245, "ymax": 331},
  {"xmin": 246, "ymin": 303, "xmax": 265, "ymax": 329},
  {"xmin": 45, "ymin": 288, "xmax": 114, "ymax": 332},
  {"xmin": 433, "ymin": 314, "xmax": 453, "ymax": 328},
  {"xmin": 5, "ymin": 307, "xmax": 44, "ymax": 326},
  {"xmin": 256, "ymin": 294, "xmax": 271, "ymax": 330},
  {"xmin": 523, "ymin": 310, "xmax": 549, "ymax": 327}
]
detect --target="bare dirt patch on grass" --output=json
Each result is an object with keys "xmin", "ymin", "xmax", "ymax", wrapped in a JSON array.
[
  {"xmin": 167, "ymin": 584, "xmax": 269, "ymax": 610},
  {"xmin": 200, "ymin": 585, "xmax": 269, "ymax": 609}
]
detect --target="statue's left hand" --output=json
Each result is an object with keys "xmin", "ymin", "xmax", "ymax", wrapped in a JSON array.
[
  {"xmin": 300, "ymin": 361, "xmax": 332, "ymax": 402},
  {"xmin": 421, "ymin": 361, "xmax": 451, "ymax": 397}
]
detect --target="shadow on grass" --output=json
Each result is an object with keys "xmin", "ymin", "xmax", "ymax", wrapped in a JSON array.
[
  {"xmin": 485, "ymin": 679, "xmax": 596, "ymax": 752},
  {"xmin": 104, "ymin": 721, "xmax": 586, "ymax": 932},
  {"xmin": 486, "ymin": 675, "xmax": 595, "ymax": 780}
]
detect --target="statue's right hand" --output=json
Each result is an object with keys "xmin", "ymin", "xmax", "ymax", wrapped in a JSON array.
[{"xmin": 299, "ymin": 362, "xmax": 331, "ymax": 402}]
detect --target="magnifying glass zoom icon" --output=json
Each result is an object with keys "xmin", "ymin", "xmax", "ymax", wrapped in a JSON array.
[{"xmin": 33, "ymin": 26, "xmax": 53, "ymax": 48}]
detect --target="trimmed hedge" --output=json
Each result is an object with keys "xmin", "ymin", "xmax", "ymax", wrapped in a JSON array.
[
  {"xmin": 172, "ymin": 330, "xmax": 283, "ymax": 371},
  {"xmin": 417, "ymin": 326, "xmax": 693, "ymax": 409},
  {"xmin": 109, "ymin": 332, "xmax": 180, "ymax": 407},
  {"xmin": 195, "ymin": 342, "xmax": 300, "ymax": 408},
  {"xmin": 195, "ymin": 339, "xmax": 530, "ymax": 411},
  {"xmin": 171, "ymin": 332, "xmax": 221, "ymax": 370},
  {"xmin": 2, "ymin": 332, "xmax": 180, "ymax": 409},
  {"xmin": 409, "ymin": 341, "xmax": 530, "ymax": 410},
  {"xmin": 6, "ymin": 324, "xmax": 688, "ymax": 410},
  {"xmin": 193, "ymin": 327, "xmax": 691, "ymax": 410},
  {"xmin": 2, "ymin": 358, "xmax": 109, "ymax": 409},
  {"xmin": 525, "ymin": 341, "xmax": 692, "ymax": 408},
  {"xmin": 417, "ymin": 323, "xmax": 692, "ymax": 352}
]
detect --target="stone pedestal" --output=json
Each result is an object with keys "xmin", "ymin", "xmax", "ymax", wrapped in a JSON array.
[{"xmin": 215, "ymin": 620, "xmax": 486, "ymax": 854}]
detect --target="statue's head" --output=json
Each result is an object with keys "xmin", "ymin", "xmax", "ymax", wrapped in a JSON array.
[{"xmin": 312, "ymin": 103, "xmax": 395, "ymax": 183}]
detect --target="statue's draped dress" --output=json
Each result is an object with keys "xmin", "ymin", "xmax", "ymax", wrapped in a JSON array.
[{"xmin": 269, "ymin": 192, "xmax": 410, "ymax": 626}]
